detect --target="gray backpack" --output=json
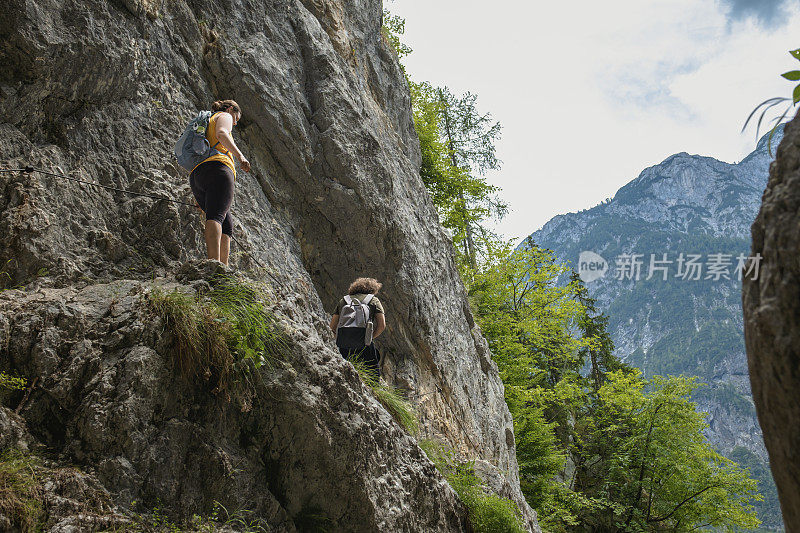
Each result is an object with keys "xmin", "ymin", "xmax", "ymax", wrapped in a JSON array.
[
  {"xmin": 336, "ymin": 295, "xmax": 374, "ymax": 349},
  {"xmin": 174, "ymin": 111, "xmax": 223, "ymax": 170}
]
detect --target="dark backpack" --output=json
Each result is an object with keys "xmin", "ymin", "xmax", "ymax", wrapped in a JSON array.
[
  {"xmin": 174, "ymin": 111, "xmax": 223, "ymax": 171},
  {"xmin": 336, "ymin": 295, "xmax": 374, "ymax": 350}
]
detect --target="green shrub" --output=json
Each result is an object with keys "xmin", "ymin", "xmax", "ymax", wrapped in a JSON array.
[
  {"xmin": 206, "ymin": 276, "xmax": 289, "ymax": 365},
  {"xmin": 147, "ymin": 276, "xmax": 289, "ymax": 408},
  {"xmin": 0, "ymin": 373, "xmax": 26, "ymax": 392},
  {"xmin": 419, "ymin": 440, "xmax": 527, "ymax": 533},
  {"xmin": 0, "ymin": 372, "xmax": 26, "ymax": 406},
  {"xmin": 351, "ymin": 358, "xmax": 419, "ymax": 434},
  {"xmin": 0, "ymin": 450, "xmax": 44, "ymax": 532}
]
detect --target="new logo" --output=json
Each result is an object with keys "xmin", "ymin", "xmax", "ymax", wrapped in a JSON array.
[{"xmin": 578, "ymin": 251, "xmax": 608, "ymax": 283}]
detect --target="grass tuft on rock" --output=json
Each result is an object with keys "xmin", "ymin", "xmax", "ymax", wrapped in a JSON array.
[
  {"xmin": 207, "ymin": 276, "xmax": 289, "ymax": 364},
  {"xmin": 419, "ymin": 439, "xmax": 527, "ymax": 533},
  {"xmin": 0, "ymin": 450, "xmax": 44, "ymax": 532},
  {"xmin": 148, "ymin": 275, "xmax": 289, "ymax": 407},
  {"xmin": 351, "ymin": 358, "xmax": 419, "ymax": 434},
  {"xmin": 149, "ymin": 288, "xmax": 231, "ymax": 385}
]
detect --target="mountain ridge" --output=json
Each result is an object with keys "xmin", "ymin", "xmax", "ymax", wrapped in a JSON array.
[
  {"xmin": 532, "ymin": 130, "xmax": 780, "ymax": 245},
  {"xmin": 527, "ymin": 126, "xmax": 784, "ymax": 528}
]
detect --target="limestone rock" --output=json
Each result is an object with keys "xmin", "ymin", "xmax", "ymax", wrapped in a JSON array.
[
  {"xmin": 0, "ymin": 405, "xmax": 35, "ymax": 452},
  {"xmin": 1, "ymin": 277, "xmax": 471, "ymax": 530},
  {"xmin": 743, "ymin": 111, "xmax": 800, "ymax": 531},
  {"xmin": 0, "ymin": 0, "xmax": 536, "ymax": 528}
]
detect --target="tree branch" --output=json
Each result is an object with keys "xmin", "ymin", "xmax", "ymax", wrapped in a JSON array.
[
  {"xmin": 624, "ymin": 402, "xmax": 664, "ymax": 527},
  {"xmin": 648, "ymin": 485, "xmax": 722, "ymax": 523}
]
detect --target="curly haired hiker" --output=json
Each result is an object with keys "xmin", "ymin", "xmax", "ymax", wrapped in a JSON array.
[
  {"xmin": 188, "ymin": 99, "xmax": 250, "ymax": 266},
  {"xmin": 330, "ymin": 278, "xmax": 386, "ymax": 378}
]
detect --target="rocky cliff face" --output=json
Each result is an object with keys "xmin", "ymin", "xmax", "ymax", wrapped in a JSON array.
[
  {"xmin": 743, "ymin": 112, "xmax": 800, "ymax": 532},
  {"xmin": 527, "ymin": 130, "xmax": 783, "ymax": 528},
  {"xmin": 0, "ymin": 0, "xmax": 537, "ymax": 530},
  {"xmin": 1, "ymin": 273, "xmax": 474, "ymax": 531}
]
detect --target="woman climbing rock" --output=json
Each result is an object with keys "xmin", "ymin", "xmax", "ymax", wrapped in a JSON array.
[
  {"xmin": 189, "ymin": 99, "xmax": 250, "ymax": 266},
  {"xmin": 330, "ymin": 277, "xmax": 387, "ymax": 378}
]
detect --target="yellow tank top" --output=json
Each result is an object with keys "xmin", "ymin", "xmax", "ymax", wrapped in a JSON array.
[{"xmin": 192, "ymin": 112, "xmax": 237, "ymax": 176}]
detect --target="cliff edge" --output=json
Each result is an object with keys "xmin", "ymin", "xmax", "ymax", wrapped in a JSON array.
[{"xmin": 743, "ymin": 111, "xmax": 800, "ymax": 531}]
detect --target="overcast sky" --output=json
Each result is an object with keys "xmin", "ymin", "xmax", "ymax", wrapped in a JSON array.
[{"xmin": 387, "ymin": 0, "xmax": 800, "ymax": 243}]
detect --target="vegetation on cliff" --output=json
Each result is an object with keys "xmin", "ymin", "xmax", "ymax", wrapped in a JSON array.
[
  {"xmin": 411, "ymin": 81, "xmax": 506, "ymax": 272},
  {"xmin": 353, "ymin": 357, "xmax": 419, "ymax": 434},
  {"xmin": 385, "ymin": 17, "xmax": 506, "ymax": 274},
  {"xmin": 0, "ymin": 451, "xmax": 44, "ymax": 532},
  {"xmin": 147, "ymin": 275, "xmax": 288, "ymax": 410},
  {"xmin": 420, "ymin": 440, "xmax": 528, "ymax": 533}
]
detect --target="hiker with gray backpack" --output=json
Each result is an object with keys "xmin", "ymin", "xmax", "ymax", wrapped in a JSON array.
[
  {"xmin": 175, "ymin": 99, "xmax": 250, "ymax": 266},
  {"xmin": 330, "ymin": 278, "xmax": 387, "ymax": 378}
]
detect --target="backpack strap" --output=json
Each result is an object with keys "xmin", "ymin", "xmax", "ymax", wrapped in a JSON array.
[
  {"xmin": 361, "ymin": 294, "xmax": 374, "ymax": 324},
  {"xmin": 208, "ymin": 112, "xmax": 230, "ymax": 159},
  {"xmin": 343, "ymin": 295, "xmax": 352, "ymax": 306}
]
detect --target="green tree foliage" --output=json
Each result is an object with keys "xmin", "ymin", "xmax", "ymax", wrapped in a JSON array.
[
  {"xmin": 0, "ymin": 372, "xmax": 26, "ymax": 406},
  {"xmin": 782, "ymin": 47, "xmax": 800, "ymax": 106},
  {"xmin": 469, "ymin": 241, "xmax": 594, "ymax": 526},
  {"xmin": 468, "ymin": 241, "xmax": 761, "ymax": 532},
  {"xmin": 570, "ymin": 270, "xmax": 627, "ymax": 393},
  {"xmin": 469, "ymin": 240, "xmax": 588, "ymax": 393},
  {"xmin": 410, "ymin": 81, "xmax": 506, "ymax": 273},
  {"xmin": 382, "ymin": 10, "xmax": 506, "ymax": 274},
  {"xmin": 0, "ymin": 372, "xmax": 26, "ymax": 393},
  {"xmin": 381, "ymin": 9, "xmax": 412, "ymax": 62},
  {"xmin": 581, "ymin": 371, "xmax": 761, "ymax": 531}
]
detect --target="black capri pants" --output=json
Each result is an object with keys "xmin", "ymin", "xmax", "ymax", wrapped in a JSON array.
[{"xmin": 190, "ymin": 160, "xmax": 234, "ymax": 236}]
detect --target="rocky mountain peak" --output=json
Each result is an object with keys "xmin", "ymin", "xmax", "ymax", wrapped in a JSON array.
[{"xmin": 574, "ymin": 127, "xmax": 783, "ymax": 239}]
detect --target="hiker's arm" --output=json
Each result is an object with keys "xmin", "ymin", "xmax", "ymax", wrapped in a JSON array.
[
  {"xmin": 214, "ymin": 112, "xmax": 251, "ymax": 173},
  {"xmin": 330, "ymin": 314, "xmax": 339, "ymax": 335},
  {"xmin": 373, "ymin": 313, "xmax": 385, "ymax": 339}
]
